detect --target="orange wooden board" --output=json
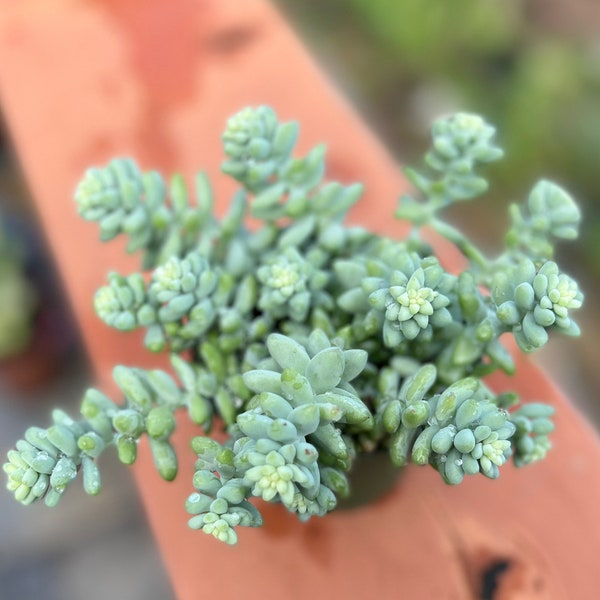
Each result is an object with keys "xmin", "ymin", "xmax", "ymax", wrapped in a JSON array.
[{"xmin": 1, "ymin": 1, "xmax": 599, "ymax": 598}]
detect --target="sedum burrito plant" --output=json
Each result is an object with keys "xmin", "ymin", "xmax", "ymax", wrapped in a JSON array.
[{"xmin": 4, "ymin": 107, "xmax": 584, "ymax": 545}]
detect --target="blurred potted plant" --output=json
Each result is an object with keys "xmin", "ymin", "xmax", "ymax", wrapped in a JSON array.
[
  {"xmin": 0, "ymin": 212, "xmax": 75, "ymax": 392},
  {"xmin": 4, "ymin": 106, "xmax": 584, "ymax": 545},
  {"xmin": 0, "ymin": 214, "xmax": 37, "ymax": 362}
]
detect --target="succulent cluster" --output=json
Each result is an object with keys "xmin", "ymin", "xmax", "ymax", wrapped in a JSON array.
[
  {"xmin": 75, "ymin": 159, "xmax": 219, "ymax": 270},
  {"xmin": 493, "ymin": 259, "xmax": 583, "ymax": 352},
  {"xmin": 370, "ymin": 365, "xmax": 510, "ymax": 479},
  {"xmin": 506, "ymin": 180, "xmax": 582, "ymax": 262},
  {"xmin": 4, "ymin": 106, "xmax": 584, "ymax": 545},
  {"xmin": 186, "ymin": 330, "xmax": 372, "ymax": 541}
]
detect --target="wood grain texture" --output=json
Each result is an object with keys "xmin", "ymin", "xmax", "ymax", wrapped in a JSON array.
[{"xmin": 1, "ymin": 1, "xmax": 599, "ymax": 598}]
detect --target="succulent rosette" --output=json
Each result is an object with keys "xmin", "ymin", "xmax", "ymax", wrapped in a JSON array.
[{"xmin": 369, "ymin": 255, "xmax": 455, "ymax": 346}]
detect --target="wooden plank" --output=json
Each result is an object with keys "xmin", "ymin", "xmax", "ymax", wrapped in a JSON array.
[{"xmin": 1, "ymin": 1, "xmax": 599, "ymax": 598}]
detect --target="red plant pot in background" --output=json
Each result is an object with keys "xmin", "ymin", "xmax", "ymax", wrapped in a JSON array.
[{"xmin": 1, "ymin": 1, "xmax": 599, "ymax": 599}]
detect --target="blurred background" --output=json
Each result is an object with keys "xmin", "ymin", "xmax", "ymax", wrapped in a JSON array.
[
  {"xmin": 273, "ymin": 0, "xmax": 600, "ymax": 424},
  {"xmin": 1, "ymin": 1, "xmax": 598, "ymax": 598}
]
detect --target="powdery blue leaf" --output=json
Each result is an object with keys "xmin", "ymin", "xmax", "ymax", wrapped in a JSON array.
[
  {"xmin": 306, "ymin": 347, "xmax": 345, "ymax": 394},
  {"xmin": 340, "ymin": 349, "xmax": 367, "ymax": 383}
]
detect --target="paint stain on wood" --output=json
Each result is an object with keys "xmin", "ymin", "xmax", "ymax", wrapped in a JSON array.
[
  {"xmin": 90, "ymin": 0, "xmax": 206, "ymax": 170},
  {"xmin": 204, "ymin": 25, "xmax": 261, "ymax": 56}
]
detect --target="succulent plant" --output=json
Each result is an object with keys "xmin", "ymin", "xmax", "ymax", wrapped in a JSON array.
[{"xmin": 4, "ymin": 106, "xmax": 584, "ymax": 545}]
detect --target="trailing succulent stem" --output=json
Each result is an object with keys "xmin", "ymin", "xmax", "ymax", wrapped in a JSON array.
[
  {"xmin": 5, "ymin": 106, "xmax": 584, "ymax": 545},
  {"xmin": 4, "ymin": 358, "xmax": 221, "ymax": 506}
]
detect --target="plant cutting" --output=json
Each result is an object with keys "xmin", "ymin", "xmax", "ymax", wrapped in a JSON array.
[{"xmin": 3, "ymin": 106, "xmax": 584, "ymax": 546}]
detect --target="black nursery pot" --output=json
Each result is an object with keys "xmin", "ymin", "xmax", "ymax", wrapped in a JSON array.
[{"xmin": 338, "ymin": 451, "xmax": 402, "ymax": 510}]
